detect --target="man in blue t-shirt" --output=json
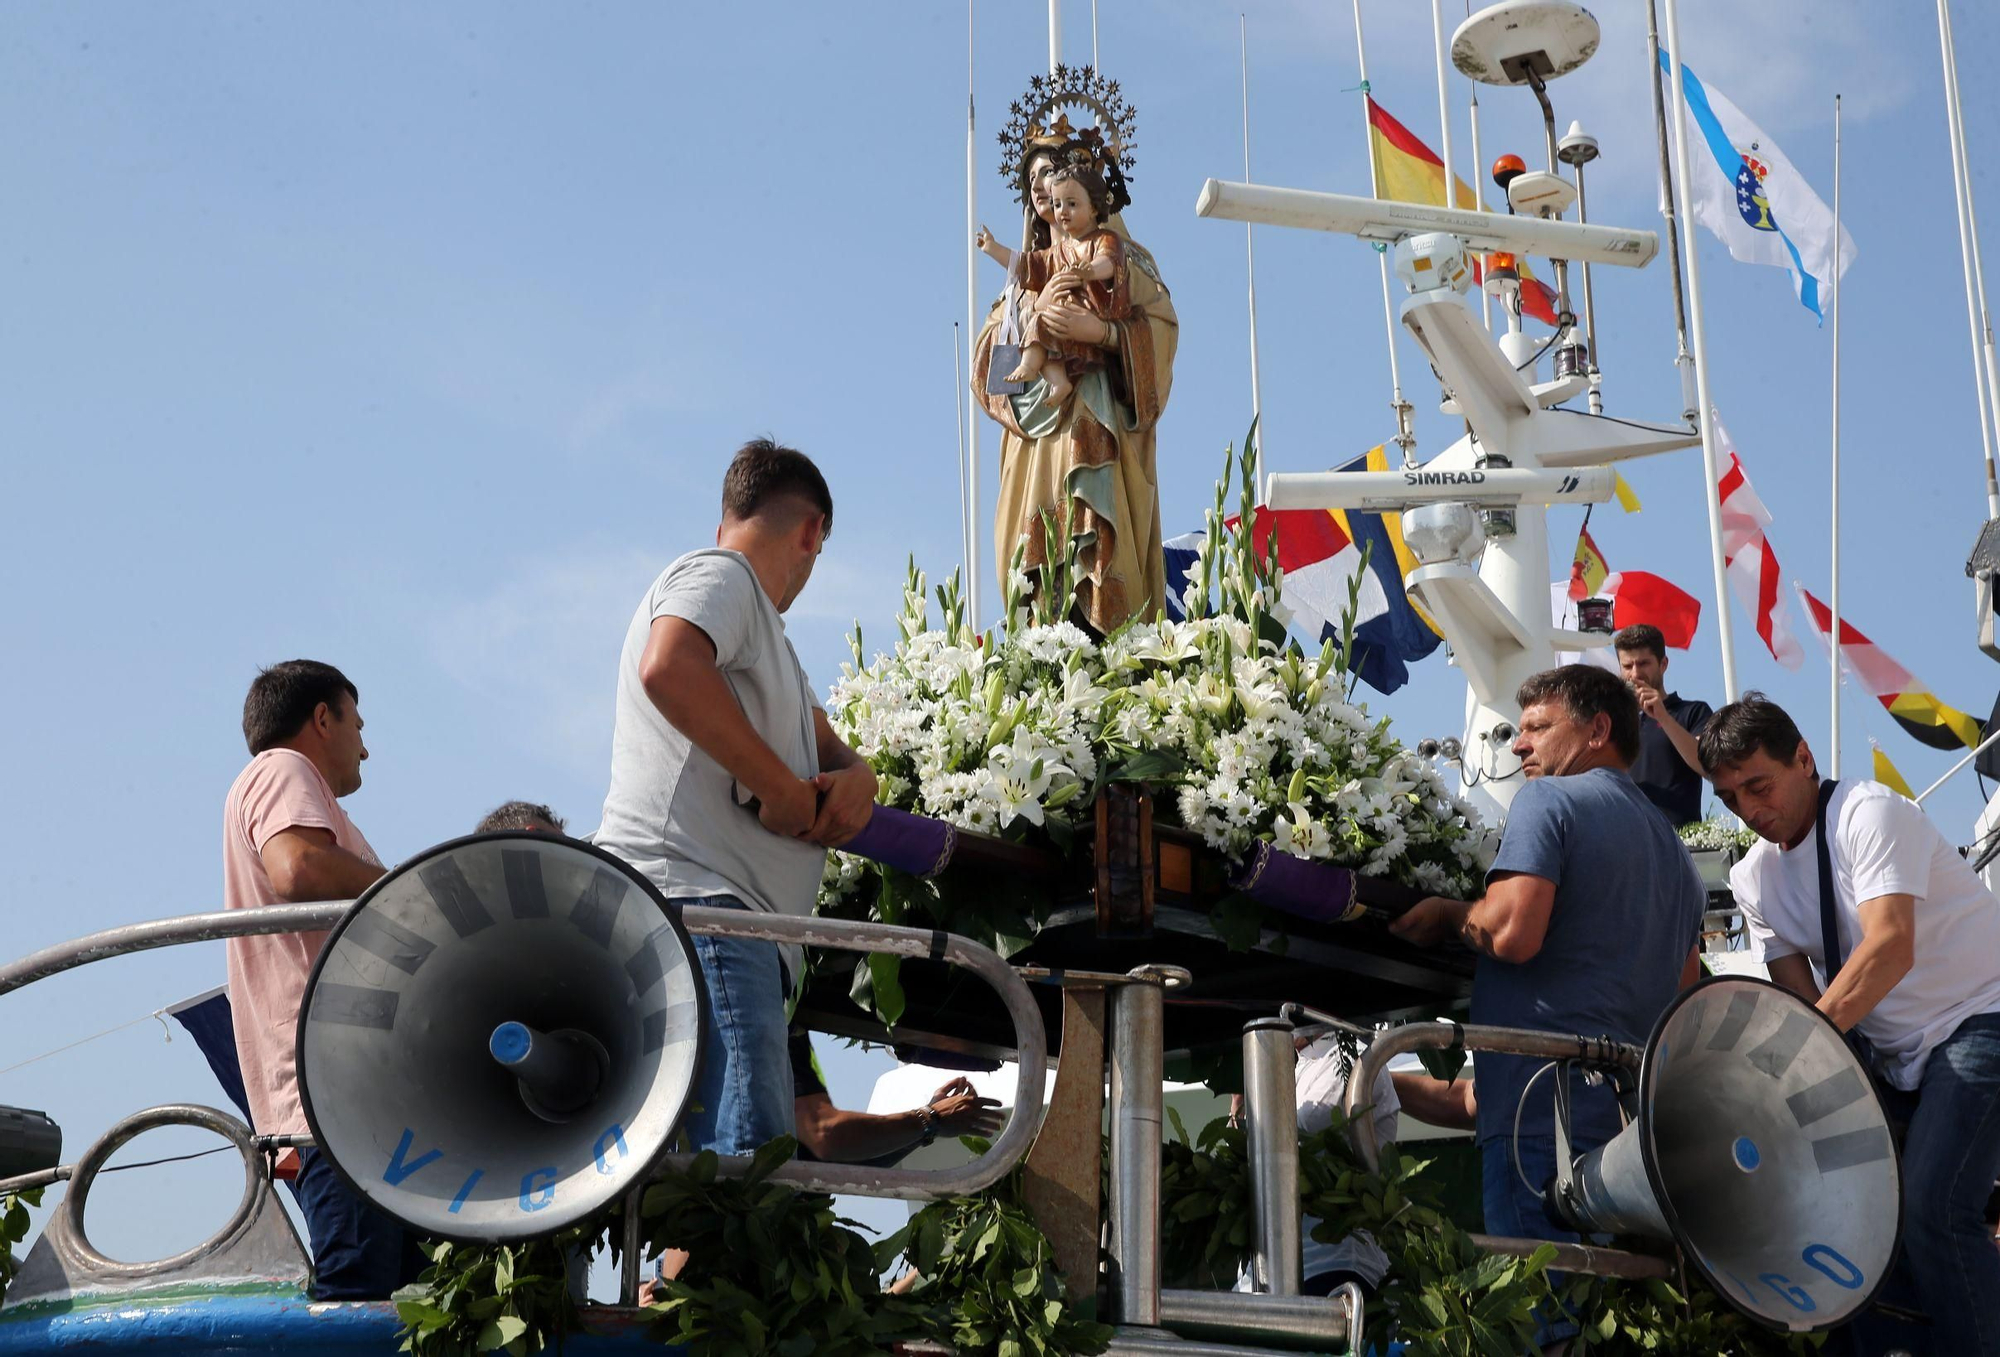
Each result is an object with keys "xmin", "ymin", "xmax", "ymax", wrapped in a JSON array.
[{"xmin": 1391, "ymin": 664, "xmax": 1704, "ymax": 1258}]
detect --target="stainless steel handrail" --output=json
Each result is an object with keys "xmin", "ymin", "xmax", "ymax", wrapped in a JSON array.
[
  {"xmin": 0, "ymin": 902, "xmax": 352, "ymax": 997},
  {"xmin": 665, "ymin": 906, "xmax": 1047, "ymax": 1200},
  {"xmin": 1343, "ymin": 1020, "xmax": 1671, "ymax": 1282},
  {"xmin": 1341, "ymin": 1020, "xmax": 1641, "ymax": 1173},
  {"xmin": 0, "ymin": 903, "xmax": 1049, "ymax": 1204}
]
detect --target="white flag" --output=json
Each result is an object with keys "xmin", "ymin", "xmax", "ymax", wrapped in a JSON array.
[
  {"xmin": 1663, "ymin": 51, "xmax": 1856, "ymax": 320},
  {"xmin": 1713, "ymin": 409, "xmax": 1805, "ymax": 668}
]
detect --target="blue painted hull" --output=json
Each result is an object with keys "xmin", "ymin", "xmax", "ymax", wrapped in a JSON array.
[{"xmin": 0, "ymin": 1287, "xmax": 674, "ymax": 1355}]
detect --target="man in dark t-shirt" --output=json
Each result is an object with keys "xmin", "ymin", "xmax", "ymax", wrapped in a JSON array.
[
  {"xmin": 1614, "ymin": 623, "xmax": 1713, "ymax": 827},
  {"xmin": 1391, "ymin": 665, "xmax": 1703, "ymax": 1345}
]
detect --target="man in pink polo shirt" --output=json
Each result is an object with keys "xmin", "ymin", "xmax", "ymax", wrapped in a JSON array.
[{"xmin": 221, "ymin": 659, "xmax": 411, "ymax": 1299}]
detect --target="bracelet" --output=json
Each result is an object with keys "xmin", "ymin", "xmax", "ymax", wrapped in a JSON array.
[{"xmin": 916, "ymin": 1105, "xmax": 939, "ymax": 1147}]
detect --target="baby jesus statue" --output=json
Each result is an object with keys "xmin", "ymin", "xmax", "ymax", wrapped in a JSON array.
[{"xmin": 976, "ymin": 163, "xmax": 1131, "ymax": 405}]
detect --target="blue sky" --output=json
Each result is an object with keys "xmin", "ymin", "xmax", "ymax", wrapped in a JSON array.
[{"xmin": 3, "ymin": 0, "xmax": 1998, "ymax": 1275}]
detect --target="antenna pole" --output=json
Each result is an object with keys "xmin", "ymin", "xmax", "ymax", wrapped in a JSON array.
[
  {"xmin": 1830, "ymin": 94, "xmax": 1843, "ymax": 776},
  {"xmin": 1241, "ymin": 14, "xmax": 1266, "ymax": 486},
  {"xmin": 1939, "ymin": 0, "xmax": 2000, "ymax": 518},
  {"xmin": 1645, "ymin": 0, "xmax": 1696, "ymax": 424},
  {"xmin": 1662, "ymin": 0, "xmax": 1741, "ymax": 702},
  {"xmin": 1431, "ymin": 0, "xmax": 1457, "ymax": 208},
  {"xmin": 1351, "ymin": 0, "xmax": 1416, "ymax": 466},
  {"xmin": 966, "ymin": 0, "xmax": 982, "ymax": 628},
  {"xmin": 1469, "ymin": 81, "xmax": 1491, "ymax": 329},
  {"xmin": 954, "ymin": 322, "xmax": 970, "ymax": 604}
]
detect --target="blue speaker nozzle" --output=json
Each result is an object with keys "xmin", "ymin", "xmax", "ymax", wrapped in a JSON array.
[
  {"xmin": 490, "ymin": 1021, "xmax": 534, "ymax": 1066},
  {"xmin": 488, "ymin": 1020, "xmax": 605, "ymax": 1122}
]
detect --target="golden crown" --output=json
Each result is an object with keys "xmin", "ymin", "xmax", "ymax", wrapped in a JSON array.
[{"xmin": 998, "ymin": 64, "xmax": 1138, "ymax": 202}]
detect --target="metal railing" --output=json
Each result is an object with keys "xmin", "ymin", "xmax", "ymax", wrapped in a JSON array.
[{"xmin": 1340, "ymin": 1018, "xmax": 1674, "ymax": 1281}]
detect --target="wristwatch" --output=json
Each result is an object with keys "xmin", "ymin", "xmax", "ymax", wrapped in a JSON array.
[{"xmin": 916, "ymin": 1105, "xmax": 939, "ymax": 1147}]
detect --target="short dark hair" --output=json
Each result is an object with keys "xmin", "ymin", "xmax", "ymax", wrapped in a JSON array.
[
  {"xmin": 1047, "ymin": 162, "xmax": 1114, "ymax": 224},
  {"xmin": 721, "ymin": 438, "xmax": 832, "ymax": 535},
  {"xmin": 1516, "ymin": 664, "xmax": 1642, "ymax": 764},
  {"xmin": 243, "ymin": 660, "xmax": 357, "ymax": 755},
  {"xmin": 1696, "ymin": 692, "xmax": 1807, "ymax": 773},
  {"xmin": 475, "ymin": 801, "xmax": 567, "ymax": 834},
  {"xmin": 1612, "ymin": 623, "xmax": 1667, "ymax": 662}
]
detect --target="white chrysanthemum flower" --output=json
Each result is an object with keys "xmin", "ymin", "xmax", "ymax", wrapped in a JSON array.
[{"xmin": 1019, "ymin": 622, "xmax": 1095, "ymax": 664}]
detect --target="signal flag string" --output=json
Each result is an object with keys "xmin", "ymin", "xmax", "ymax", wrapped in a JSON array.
[{"xmin": 0, "ymin": 1006, "xmax": 173, "ymax": 1077}]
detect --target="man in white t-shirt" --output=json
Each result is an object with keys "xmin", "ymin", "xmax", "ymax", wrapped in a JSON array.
[
  {"xmin": 594, "ymin": 438, "xmax": 878, "ymax": 1160},
  {"xmin": 1703, "ymin": 694, "xmax": 2000, "ymax": 1354}
]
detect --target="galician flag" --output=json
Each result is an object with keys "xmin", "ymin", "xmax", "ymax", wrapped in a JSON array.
[{"xmin": 1660, "ymin": 50, "xmax": 1856, "ymax": 319}]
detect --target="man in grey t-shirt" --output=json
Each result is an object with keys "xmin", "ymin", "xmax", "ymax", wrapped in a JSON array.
[
  {"xmin": 595, "ymin": 438, "xmax": 877, "ymax": 1158},
  {"xmin": 1390, "ymin": 665, "xmax": 1702, "ymax": 1324}
]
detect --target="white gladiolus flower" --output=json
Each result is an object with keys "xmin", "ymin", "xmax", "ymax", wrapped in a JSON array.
[{"xmin": 822, "ymin": 544, "xmax": 1490, "ymax": 927}]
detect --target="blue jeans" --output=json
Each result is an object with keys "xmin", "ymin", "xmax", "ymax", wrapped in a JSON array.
[
  {"xmin": 1482, "ymin": 1134, "xmax": 1588, "ymax": 1348},
  {"xmin": 1859, "ymin": 1012, "xmax": 2000, "ymax": 1356},
  {"xmin": 287, "ymin": 1146, "xmax": 426, "ymax": 1300},
  {"xmin": 682, "ymin": 895, "xmax": 795, "ymax": 1156}
]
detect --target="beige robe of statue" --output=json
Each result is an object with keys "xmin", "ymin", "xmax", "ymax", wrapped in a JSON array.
[{"xmin": 974, "ymin": 221, "xmax": 1177, "ymax": 636}]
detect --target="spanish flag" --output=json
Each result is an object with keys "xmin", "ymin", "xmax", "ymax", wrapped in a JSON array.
[
  {"xmin": 1366, "ymin": 96, "xmax": 1561, "ymax": 327},
  {"xmin": 1799, "ymin": 588, "xmax": 1984, "ymax": 751},
  {"xmin": 1569, "ymin": 524, "xmax": 1609, "ymax": 601}
]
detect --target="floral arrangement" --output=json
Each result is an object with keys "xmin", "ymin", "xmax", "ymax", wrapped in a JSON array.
[
  {"xmin": 1677, "ymin": 815, "xmax": 1761, "ymax": 853},
  {"xmin": 816, "ymin": 434, "xmax": 1494, "ymax": 989}
]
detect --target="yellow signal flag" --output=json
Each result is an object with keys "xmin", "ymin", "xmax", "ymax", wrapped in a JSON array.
[
  {"xmin": 1613, "ymin": 472, "xmax": 1642, "ymax": 513},
  {"xmin": 1871, "ymin": 741, "xmax": 1916, "ymax": 799}
]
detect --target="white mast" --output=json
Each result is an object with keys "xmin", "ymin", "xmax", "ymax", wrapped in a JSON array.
[
  {"xmin": 1469, "ymin": 81, "xmax": 1492, "ymax": 330},
  {"xmin": 1431, "ymin": 0, "xmax": 1457, "ymax": 210},
  {"xmin": 1351, "ymin": 0, "xmax": 1415, "ymax": 465},
  {"xmin": 1662, "ymin": 0, "xmax": 1741, "ymax": 702},
  {"xmin": 1830, "ymin": 95, "xmax": 1843, "ymax": 777},
  {"xmin": 1241, "ymin": 14, "xmax": 1266, "ymax": 486},
  {"xmin": 965, "ymin": 0, "xmax": 981, "ymax": 628},
  {"xmin": 1939, "ymin": 0, "xmax": 2000, "ymax": 519},
  {"xmin": 1048, "ymin": 0, "xmax": 1061, "ymax": 72}
]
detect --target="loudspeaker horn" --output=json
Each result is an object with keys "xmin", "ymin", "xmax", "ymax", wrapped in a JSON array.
[
  {"xmin": 297, "ymin": 832, "xmax": 706, "ymax": 1241},
  {"xmin": 1548, "ymin": 976, "xmax": 1900, "ymax": 1331}
]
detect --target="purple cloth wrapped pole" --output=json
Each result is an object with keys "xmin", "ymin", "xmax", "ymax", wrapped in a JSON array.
[
  {"xmin": 1227, "ymin": 844, "xmax": 1366, "ymax": 925},
  {"xmin": 842, "ymin": 803, "xmax": 959, "ymax": 878}
]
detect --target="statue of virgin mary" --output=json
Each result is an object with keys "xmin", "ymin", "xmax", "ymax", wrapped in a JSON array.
[{"xmin": 973, "ymin": 71, "xmax": 1176, "ymax": 637}]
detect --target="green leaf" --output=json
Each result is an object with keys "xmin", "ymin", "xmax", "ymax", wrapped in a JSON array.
[
  {"xmin": 1107, "ymin": 751, "xmax": 1188, "ymax": 783},
  {"xmin": 1208, "ymin": 893, "xmax": 1264, "ymax": 952},
  {"xmin": 866, "ymin": 953, "xmax": 907, "ymax": 1028}
]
